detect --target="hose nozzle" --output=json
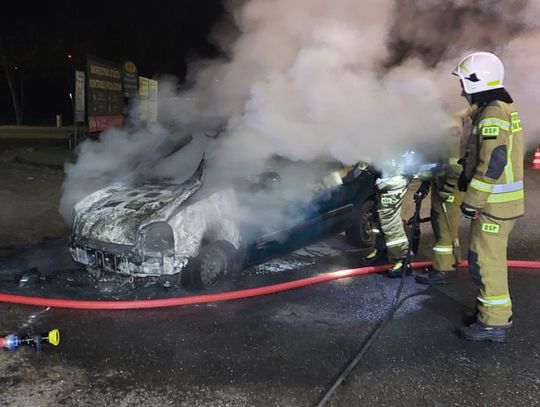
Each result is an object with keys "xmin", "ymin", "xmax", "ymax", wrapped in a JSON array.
[{"xmin": 1, "ymin": 329, "xmax": 60, "ymax": 350}]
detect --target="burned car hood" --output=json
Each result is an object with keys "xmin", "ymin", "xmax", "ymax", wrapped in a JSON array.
[{"xmin": 73, "ymin": 160, "xmax": 204, "ymax": 245}]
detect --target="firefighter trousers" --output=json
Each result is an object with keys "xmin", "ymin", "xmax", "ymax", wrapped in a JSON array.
[
  {"xmin": 376, "ymin": 176, "xmax": 409, "ymax": 262},
  {"xmin": 430, "ymin": 183, "xmax": 464, "ymax": 272},
  {"xmin": 469, "ymin": 213, "xmax": 515, "ymax": 326}
]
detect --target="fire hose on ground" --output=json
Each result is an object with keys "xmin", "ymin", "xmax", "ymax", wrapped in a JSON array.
[{"xmin": 0, "ymin": 261, "xmax": 538, "ymax": 310}]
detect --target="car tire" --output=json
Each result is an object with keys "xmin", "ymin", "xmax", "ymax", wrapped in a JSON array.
[
  {"xmin": 182, "ymin": 241, "xmax": 237, "ymax": 290},
  {"xmin": 345, "ymin": 199, "xmax": 376, "ymax": 248}
]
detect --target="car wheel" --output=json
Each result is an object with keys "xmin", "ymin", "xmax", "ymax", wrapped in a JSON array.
[
  {"xmin": 345, "ymin": 199, "xmax": 376, "ymax": 248},
  {"xmin": 183, "ymin": 241, "xmax": 237, "ymax": 290}
]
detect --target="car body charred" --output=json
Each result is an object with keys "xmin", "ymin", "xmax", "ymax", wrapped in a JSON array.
[{"xmin": 69, "ymin": 138, "xmax": 378, "ymax": 289}]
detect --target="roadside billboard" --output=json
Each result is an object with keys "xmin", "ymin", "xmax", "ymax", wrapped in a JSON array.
[
  {"xmin": 138, "ymin": 76, "xmax": 149, "ymax": 121},
  {"xmin": 86, "ymin": 56, "xmax": 123, "ymax": 133},
  {"xmin": 122, "ymin": 61, "xmax": 138, "ymax": 98}
]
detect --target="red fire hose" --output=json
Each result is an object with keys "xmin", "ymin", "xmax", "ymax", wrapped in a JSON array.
[{"xmin": 0, "ymin": 260, "xmax": 538, "ymax": 310}]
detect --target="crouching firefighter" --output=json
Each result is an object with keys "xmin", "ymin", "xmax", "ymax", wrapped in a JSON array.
[
  {"xmin": 363, "ymin": 151, "xmax": 432, "ymax": 278},
  {"xmin": 453, "ymin": 51, "xmax": 524, "ymax": 342}
]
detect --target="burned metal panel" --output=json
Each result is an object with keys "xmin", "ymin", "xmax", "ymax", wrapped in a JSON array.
[
  {"xmin": 168, "ymin": 188, "xmax": 242, "ymax": 260},
  {"xmin": 72, "ymin": 169, "xmax": 203, "ymax": 246}
]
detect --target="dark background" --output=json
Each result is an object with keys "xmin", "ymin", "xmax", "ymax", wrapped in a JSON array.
[{"xmin": 0, "ymin": 0, "xmax": 225, "ymax": 125}]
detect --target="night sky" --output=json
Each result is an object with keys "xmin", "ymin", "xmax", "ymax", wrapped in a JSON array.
[{"xmin": 0, "ymin": 0, "xmax": 225, "ymax": 125}]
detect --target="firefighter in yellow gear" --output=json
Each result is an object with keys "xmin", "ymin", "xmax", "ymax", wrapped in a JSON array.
[
  {"xmin": 416, "ymin": 106, "xmax": 477, "ymax": 285},
  {"xmin": 363, "ymin": 151, "xmax": 434, "ymax": 278},
  {"xmin": 452, "ymin": 51, "xmax": 524, "ymax": 342},
  {"xmin": 374, "ymin": 174, "xmax": 411, "ymax": 277}
]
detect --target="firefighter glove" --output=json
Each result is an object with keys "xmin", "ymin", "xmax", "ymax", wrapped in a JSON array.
[{"xmin": 436, "ymin": 176, "xmax": 456, "ymax": 201}]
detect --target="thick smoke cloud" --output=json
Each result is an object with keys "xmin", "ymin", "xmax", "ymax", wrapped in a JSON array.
[
  {"xmin": 392, "ymin": 0, "xmax": 540, "ymax": 136},
  {"xmin": 501, "ymin": 29, "xmax": 540, "ymax": 142},
  {"xmin": 60, "ymin": 0, "xmax": 540, "ymax": 222}
]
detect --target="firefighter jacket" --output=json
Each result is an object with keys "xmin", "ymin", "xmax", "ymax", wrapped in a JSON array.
[
  {"xmin": 461, "ymin": 100, "xmax": 524, "ymax": 220},
  {"xmin": 445, "ymin": 106, "xmax": 477, "ymax": 180}
]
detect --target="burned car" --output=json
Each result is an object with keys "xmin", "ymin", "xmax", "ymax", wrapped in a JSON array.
[{"xmin": 69, "ymin": 138, "xmax": 378, "ymax": 289}]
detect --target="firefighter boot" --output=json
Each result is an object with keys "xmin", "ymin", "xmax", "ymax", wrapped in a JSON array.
[
  {"xmin": 386, "ymin": 259, "xmax": 411, "ymax": 278},
  {"xmin": 458, "ymin": 320, "xmax": 511, "ymax": 343},
  {"xmin": 415, "ymin": 266, "xmax": 456, "ymax": 285},
  {"xmin": 362, "ymin": 249, "xmax": 389, "ymax": 266}
]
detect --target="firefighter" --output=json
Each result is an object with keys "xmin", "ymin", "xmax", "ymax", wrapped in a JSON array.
[
  {"xmin": 363, "ymin": 151, "xmax": 428, "ymax": 278},
  {"xmin": 452, "ymin": 51, "xmax": 524, "ymax": 342},
  {"xmin": 415, "ymin": 107, "xmax": 476, "ymax": 285},
  {"xmin": 374, "ymin": 173, "xmax": 411, "ymax": 278}
]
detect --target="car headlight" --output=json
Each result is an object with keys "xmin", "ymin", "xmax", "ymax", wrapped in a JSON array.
[{"xmin": 140, "ymin": 222, "xmax": 174, "ymax": 253}]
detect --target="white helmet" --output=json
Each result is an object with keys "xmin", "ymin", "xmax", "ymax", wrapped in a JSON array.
[{"xmin": 452, "ymin": 52, "xmax": 505, "ymax": 94}]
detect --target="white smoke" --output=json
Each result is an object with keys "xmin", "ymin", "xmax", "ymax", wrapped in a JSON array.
[
  {"xmin": 393, "ymin": 0, "xmax": 540, "ymax": 141},
  {"xmin": 501, "ymin": 28, "xmax": 540, "ymax": 143},
  {"xmin": 149, "ymin": 0, "xmax": 452, "ymax": 192},
  {"xmin": 60, "ymin": 0, "xmax": 540, "ymax": 222}
]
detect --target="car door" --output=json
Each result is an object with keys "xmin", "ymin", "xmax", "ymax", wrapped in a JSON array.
[
  {"xmin": 244, "ymin": 168, "xmax": 350, "ymax": 264},
  {"xmin": 244, "ymin": 166, "xmax": 377, "ymax": 266},
  {"xmin": 243, "ymin": 189, "xmax": 322, "ymax": 265},
  {"xmin": 314, "ymin": 167, "xmax": 367, "ymax": 235}
]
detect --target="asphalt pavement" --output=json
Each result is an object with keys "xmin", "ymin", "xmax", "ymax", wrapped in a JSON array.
[{"xmin": 1, "ymin": 168, "xmax": 539, "ymax": 406}]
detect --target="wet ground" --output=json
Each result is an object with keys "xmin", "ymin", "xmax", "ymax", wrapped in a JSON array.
[{"xmin": 1, "ymin": 159, "xmax": 539, "ymax": 406}]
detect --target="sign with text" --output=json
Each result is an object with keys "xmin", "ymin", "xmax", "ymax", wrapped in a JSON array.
[
  {"xmin": 122, "ymin": 61, "xmax": 138, "ymax": 98},
  {"xmin": 138, "ymin": 76, "xmax": 149, "ymax": 121},
  {"xmin": 74, "ymin": 70, "xmax": 85, "ymax": 123},
  {"xmin": 87, "ymin": 56, "xmax": 123, "ymax": 132}
]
